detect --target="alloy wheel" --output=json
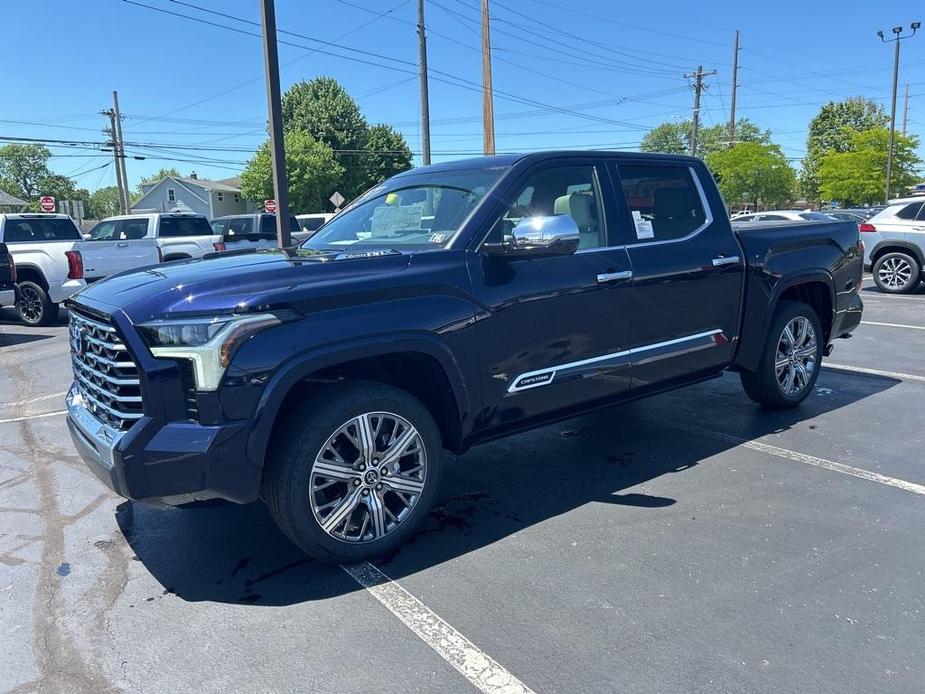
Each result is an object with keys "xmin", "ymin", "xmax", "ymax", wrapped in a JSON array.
[
  {"xmin": 17, "ymin": 286, "xmax": 43, "ymax": 324},
  {"xmin": 877, "ymin": 256, "xmax": 913, "ymax": 290},
  {"xmin": 309, "ymin": 411, "xmax": 427, "ymax": 543},
  {"xmin": 775, "ymin": 316, "xmax": 817, "ymax": 397}
]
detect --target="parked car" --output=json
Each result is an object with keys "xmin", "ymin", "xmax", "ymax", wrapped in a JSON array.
[
  {"xmin": 828, "ymin": 209, "xmax": 878, "ymax": 224},
  {"xmin": 733, "ymin": 210, "xmax": 838, "ymax": 223},
  {"xmin": 0, "ymin": 213, "xmax": 160, "ymax": 326},
  {"xmin": 211, "ymin": 213, "xmax": 301, "ymax": 249},
  {"xmin": 0, "ymin": 243, "xmax": 15, "ymax": 309},
  {"xmin": 861, "ymin": 197, "xmax": 925, "ymax": 293},
  {"xmin": 294, "ymin": 213, "xmax": 334, "ymax": 242},
  {"xmin": 89, "ymin": 213, "xmax": 223, "ymax": 261},
  {"xmin": 65, "ymin": 151, "xmax": 863, "ymax": 562}
]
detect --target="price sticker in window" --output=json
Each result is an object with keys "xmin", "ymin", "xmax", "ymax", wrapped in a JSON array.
[{"xmin": 632, "ymin": 210, "xmax": 654, "ymax": 240}]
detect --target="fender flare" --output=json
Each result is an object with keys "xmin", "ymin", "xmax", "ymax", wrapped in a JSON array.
[
  {"xmin": 10, "ymin": 262, "xmax": 49, "ymax": 289},
  {"xmin": 245, "ymin": 332, "xmax": 472, "ymax": 468},
  {"xmin": 869, "ymin": 240, "xmax": 925, "ymax": 267}
]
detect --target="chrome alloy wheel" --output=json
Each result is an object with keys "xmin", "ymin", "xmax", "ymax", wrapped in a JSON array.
[
  {"xmin": 877, "ymin": 256, "xmax": 914, "ymax": 290},
  {"xmin": 775, "ymin": 316, "xmax": 817, "ymax": 397},
  {"xmin": 17, "ymin": 285, "xmax": 43, "ymax": 323},
  {"xmin": 309, "ymin": 412, "xmax": 427, "ymax": 543}
]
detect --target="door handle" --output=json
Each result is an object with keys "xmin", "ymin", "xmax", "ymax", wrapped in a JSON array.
[
  {"xmin": 116, "ymin": 242, "xmax": 129, "ymax": 248},
  {"xmin": 596, "ymin": 270, "xmax": 632, "ymax": 283},
  {"xmin": 712, "ymin": 255, "xmax": 740, "ymax": 267}
]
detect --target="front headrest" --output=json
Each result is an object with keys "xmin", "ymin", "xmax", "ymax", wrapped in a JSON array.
[{"xmin": 554, "ymin": 193, "xmax": 594, "ymax": 228}]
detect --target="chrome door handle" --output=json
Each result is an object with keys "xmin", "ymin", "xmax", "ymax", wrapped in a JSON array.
[
  {"xmin": 116, "ymin": 242, "xmax": 129, "ymax": 248},
  {"xmin": 596, "ymin": 270, "xmax": 632, "ymax": 283},
  {"xmin": 712, "ymin": 255, "xmax": 740, "ymax": 267}
]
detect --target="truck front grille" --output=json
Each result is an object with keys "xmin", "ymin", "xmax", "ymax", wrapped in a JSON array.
[{"xmin": 69, "ymin": 309, "xmax": 144, "ymax": 430}]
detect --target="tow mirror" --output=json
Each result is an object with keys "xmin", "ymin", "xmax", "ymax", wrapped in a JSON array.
[{"xmin": 483, "ymin": 215, "xmax": 580, "ymax": 257}]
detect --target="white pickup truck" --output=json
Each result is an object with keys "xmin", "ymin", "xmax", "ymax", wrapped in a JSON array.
[
  {"xmin": 0, "ymin": 213, "xmax": 161, "ymax": 326},
  {"xmin": 88, "ymin": 213, "xmax": 224, "ymax": 261}
]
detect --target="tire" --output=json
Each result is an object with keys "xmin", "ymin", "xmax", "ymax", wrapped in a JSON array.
[
  {"xmin": 740, "ymin": 300, "xmax": 823, "ymax": 408},
  {"xmin": 263, "ymin": 381, "xmax": 444, "ymax": 563},
  {"xmin": 16, "ymin": 281, "xmax": 58, "ymax": 327},
  {"xmin": 872, "ymin": 252, "xmax": 920, "ymax": 294}
]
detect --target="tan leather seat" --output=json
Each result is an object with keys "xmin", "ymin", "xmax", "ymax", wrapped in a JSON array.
[{"xmin": 554, "ymin": 193, "xmax": 599, "ymax": 248}]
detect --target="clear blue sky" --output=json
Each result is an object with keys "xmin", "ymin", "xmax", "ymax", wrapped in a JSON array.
[{"xmin": 2, "ymin": 0, "xmax": 922, "ymax": 192}]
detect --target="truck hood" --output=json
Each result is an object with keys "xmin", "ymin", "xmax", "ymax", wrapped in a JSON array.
[{"xmin": 73, "ymin": 249, "xmax": 412, "ymax": 322}]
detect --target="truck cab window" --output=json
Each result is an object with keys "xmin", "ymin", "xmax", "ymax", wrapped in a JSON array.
[{"xmin": 615, "ymin": 164, "xmax": 707, "ymax": 242}]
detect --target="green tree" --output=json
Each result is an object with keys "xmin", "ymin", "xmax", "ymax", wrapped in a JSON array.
[
  {"xmin": 240, "ymin": 130, "xmax": 344, "ymax": 214},
  {"xmin": 0, "ymin": 144, "xmax": 52, "ymax": 198},
  {"xmin": 282, "ymin": 77, "xmax": 369, "ymax": 199},
  {"xmin": 818, "ymin": 128, "xmax": 921, "ymax": 206},
  {"xmin": 87, "ymin": 186, "xmax": 123, "ymax": 218},
  {"xmin": 641, "ymin": 119, "xmax": 770, "ymax": 158},
  {"xmin": 363, "ymin": 123, "xmax": 413, "ymax": 188},
  {"xmin": 137, "ymin": 167, "xmax": 181, "ymax": 193},
  {"xmin": 801, "ymin": 98, "xmax": 888, "ymax": 200},
  {"xmin": 706, "ymin": 141, "xmax": 796, "ymax": 210}
]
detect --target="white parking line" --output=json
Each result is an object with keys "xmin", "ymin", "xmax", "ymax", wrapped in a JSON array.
[
  {"xmin": 0, "ymin": 391, "xmax": 69, "ymax": 410},
  {"xmin": 0, "ymin": 410, "xmax": 66, "ymax": 425},
  {"xmin": 824, "ymin": 363, "xmax": 925, "ymax": 384},
  {"xmin": 342, "ymin": 562, "xmax": 535, "ymax": 694},
  {"xmin": 684, "ymin": 426, "xmax": 925, "ymax": 497},
  {"xmin": 860, "ymin": 320, "xmax": 925, "ymax": 331}
]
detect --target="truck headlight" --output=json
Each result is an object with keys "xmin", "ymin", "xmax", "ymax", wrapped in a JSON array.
[{"xmin": 138, "ymin": 313, "xmax": 285, "ymax": 390}]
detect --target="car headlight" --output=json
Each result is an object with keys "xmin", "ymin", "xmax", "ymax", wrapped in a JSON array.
[{"xmin": 138, "ymin": 313, "xmax": 286, "ymax": 390}]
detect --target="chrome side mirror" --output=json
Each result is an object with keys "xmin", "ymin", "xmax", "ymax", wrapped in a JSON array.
[{"xmin": 484, "ymin": 215, "xmax": 580, "ymax": 257}]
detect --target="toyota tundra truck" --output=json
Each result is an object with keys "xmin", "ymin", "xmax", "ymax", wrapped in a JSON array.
[{"xmin": 65, "ymin": 152, "xmax": 864, "ymax": 562}]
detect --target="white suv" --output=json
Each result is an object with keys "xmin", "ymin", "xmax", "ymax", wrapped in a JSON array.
[{"xmin": 862, "ymin": 197, "xmax": 925, "ymax": 293}]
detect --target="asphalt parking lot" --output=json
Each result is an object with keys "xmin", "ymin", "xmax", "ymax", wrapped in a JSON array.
[{"xmin": 2, "ymin": 276, "xmax": 924, "ymax": 694}]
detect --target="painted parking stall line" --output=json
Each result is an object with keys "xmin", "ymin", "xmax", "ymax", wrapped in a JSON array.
[
  {"xmin": 342, "ymin": 562, "xmax": 536, "ymax": 694},
  {"xmin": 0, "ymin": 410, "xmax": 67, "ymax": 425},
  {"xmin": 824, "ymin": 363, "xmax": 925, "ymax": 384},
  {"xmin": 0, "ymin": 391, "xmax": 69, "ymax": 411},
  {"xmin": 860, "ymin": 320, "xmax": 925, "ymax": 331}
]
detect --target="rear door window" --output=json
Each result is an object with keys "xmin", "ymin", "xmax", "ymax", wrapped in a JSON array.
[
  {"xmin": 613, "ymin": 164, "xmax": 707, "ymax": 243},
  {"xmin": 3, "ymin": 217, "xmax": 81, "ymax": 242},
  {"xmin": 759, "ymin": 215, "xmax": 787, "ymax": 221},
  {"xmin": 212, "ymin": 217, "xmax": 253, "ymax": 237},
  {"xmin": 159, "ymin": 216, "xmax": 213, "ymax": 237}
]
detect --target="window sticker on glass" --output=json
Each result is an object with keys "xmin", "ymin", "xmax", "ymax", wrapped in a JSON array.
[
  {"xmin": 632, "ymin": 210, "xmax": 654, "ymax": 239},
  {"xmin": 428, "ymin": 233, "xmax": 448, "ymax": 244}
]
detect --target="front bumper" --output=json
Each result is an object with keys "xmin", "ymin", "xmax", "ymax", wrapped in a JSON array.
[
  {"xmin": 49, "ymin": 279, "xmax": 87, "ymax": 305},
  {"xmin": 66, "ymin": 382, "xmax": 260, "ymax": 506}
]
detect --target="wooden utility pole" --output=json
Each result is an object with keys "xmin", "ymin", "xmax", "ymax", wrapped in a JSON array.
[
  {"xmin": 481, "ymin": 0, "xmax": 496, "ymax": 155},
  {"xmin": 685, "ymin": 66, "xmax": 716, "ymax": 158},
  {"xmin": 102, "ymin": 108, "xmax": 127, "ymax": 214},
  {"xmin": 417, "ymin": 0, "xmax": 431, "ymax": 166},
  {"xmin": 259, "ymin": 0, "xmax": 291, "ymax": 248},
  {"xmin": 727, "ymin": 31, "xmax": 739, "ymax": 146},
  {"xmin": 902, "ymin": 82, "xmax": 910, "ymax": 134},
  {"xmin": 111, "ymin": 91, "xmax": 131, "ymax": 214}
]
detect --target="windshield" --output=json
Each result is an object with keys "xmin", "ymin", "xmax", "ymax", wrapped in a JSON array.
[{"xmin": 301, "ymin": 169, "xmax": 503, "ymax": 251}]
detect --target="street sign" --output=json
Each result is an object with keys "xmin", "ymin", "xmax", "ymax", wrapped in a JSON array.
[
  {"xmin": 264, "ymin": 199, "xmax": 277, "ymax": 213},
  {"xmin": 330, "ymin": 191, "xmax": 345, "ymax": 211},
  {"xmin": 39, "ymin": 196, "xmax": 55, "ymax": 213}
]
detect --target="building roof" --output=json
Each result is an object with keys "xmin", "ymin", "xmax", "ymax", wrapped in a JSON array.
[
  {"xmin": 173, "ymin": 176, "xmax": 241, "ymax": 192},
  {"xmin": 0, "ymin": 188, "xmax": 28, "ymax": 207}
]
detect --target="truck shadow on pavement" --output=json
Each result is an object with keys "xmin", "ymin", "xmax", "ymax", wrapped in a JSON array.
[{"xmin": 118, "ymin": 370, "xmax": 897, "ymax": 606}]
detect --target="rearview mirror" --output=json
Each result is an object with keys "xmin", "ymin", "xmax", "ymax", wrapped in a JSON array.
[{"xmin": 483, "ymin": 215, "xmax": 580, "ymax": 257}]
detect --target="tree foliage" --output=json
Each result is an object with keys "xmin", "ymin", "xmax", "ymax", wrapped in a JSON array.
[
  {"xmin": 280, "ymin": 77, "xmax": 413, "ymax": 202},
  {"xmin": 0, "ymin": 144, "xmax": 53, "ymax": 198},
  {"xmin": 240, "ymin": 130, "xmax": 344, "ymax": 214},
  {"xmin": 87, "ymin": 186, "xmax": 123, "ymax": 218},
  {"xmin": 641, "ymin": 119, "xmax": 770, "ymax": 158},
  {"xmin": 818, "ymin": 128, "xmax": 921, "ymax": 206},
  {"xmin": 801, "ymin": 98, "xmax": 888, "ymax": 200},
  {"xmin": 706, "ymin": 141, "xmax": 796, "ymax": 209},
  {"xmin": 137, "ymin": 167, "xmax": 181, "ymax": 192}
]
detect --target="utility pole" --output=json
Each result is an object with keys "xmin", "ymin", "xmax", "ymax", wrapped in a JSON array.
[
  {"xmin": 902, "ymin": 83, "xmax": 910, "ymax": 134},
  {"xmin": 259, "ymin": 0, "xmax": 291, "ymax": 247},
  {"xmin": 685, "ymin": 66, "xmax": 717, "ymax": 158},
  {"xmin": 481, "ymin": 0, "xmax": 496, "ymax": 155},
  {"xmin": 101, "ymin": 108, "xmax": 127, "ymax": 214},
  {"xmin": 417, "ymin": 0, "xmax": 431, "ymax": 166},
  {"xmin": 112, "ymin": 91, "xmax": 131, "ymax": 214},
  {"xmin": 878, "ymin": 22, "xmax": 920, "ymax": 202},
  {"xmin": 727, "ymin": 30, "xmax": 739, "ymax": 147}
]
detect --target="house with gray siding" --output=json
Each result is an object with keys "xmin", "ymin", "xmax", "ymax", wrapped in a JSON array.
[
  {"xmin": 0, "ymin": 187, "xmax": 28, "ymax": 213},
  {"xmin": 131, "ymin": 174, "xmax": 253, "ymax": 219}
]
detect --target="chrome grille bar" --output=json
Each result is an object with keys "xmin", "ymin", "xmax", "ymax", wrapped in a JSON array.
[{"xmin": 69, "ymin": 309, "xmax": 144, "ymax": 430}]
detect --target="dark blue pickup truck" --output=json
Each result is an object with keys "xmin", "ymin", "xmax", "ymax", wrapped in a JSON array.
[{"xmin": 65, "ymin": 152, "xmax": 863, "ymax": 562}]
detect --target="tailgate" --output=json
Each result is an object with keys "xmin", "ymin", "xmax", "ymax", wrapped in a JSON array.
[
  {"xmin": 223, "ymin": 233, "xmax": 278, "ymax": 250},
  {"xmin": 78, "ymin": 239, "xmax": 161, "ymax": 280}
]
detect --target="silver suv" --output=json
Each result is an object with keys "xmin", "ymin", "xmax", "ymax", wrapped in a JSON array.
[{"xmin": 863, "ymin": 197, "xmax": 925, "ymax": 293}]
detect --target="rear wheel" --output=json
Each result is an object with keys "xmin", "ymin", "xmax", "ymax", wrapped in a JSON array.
[
  {"xmin": 263, "ymin": 381, "xmax": 443, "ymax": 563},
  {"xmin": 872, "ymin": 252, "xmax": 920, "ymax": 294},
  {"xmin": 740, "ymin": 301, "xmax": 823, "ymax": 408},
  {"xmin": 16, "ymin": 282, "xmax": 58, "ymax": 327}
]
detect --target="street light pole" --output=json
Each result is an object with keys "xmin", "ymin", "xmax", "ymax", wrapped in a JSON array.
[
  {"xmin": 878, "ymin": 22, "xmax": 920, "ymax": 203},
  {"xmin": 259, "ymin": 0, "xmax": 291, "ymax": 248}
]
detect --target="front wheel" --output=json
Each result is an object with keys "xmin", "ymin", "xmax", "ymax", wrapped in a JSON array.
[
  {"xmin": 872, "ymin": 252, "xmax": 920, "ymax": 294},
  {"xmin": 740, "ymin": 301, "xmax": 823, "ymax": 408},
  {"xmin": 16, "ymin": 281, "xmax": 58, "ymax": 327},
  {"xmin": 263, "ymin": 381, "xmax": 443, "ymax": 563}
]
